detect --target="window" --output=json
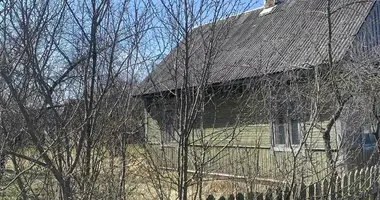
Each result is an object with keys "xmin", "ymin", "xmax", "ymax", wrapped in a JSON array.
[
  {"xmin": 360, "ymin": 122, "xmax": 373, "ymax": 135},
  {"xmin": 162, "ymin": 110, "xmax": 177, "ymax": 143},
  {"xmin": 271, "ymin": 101, "xmax": 301, "ymax": 150},
  {"xmin": 360, "ymin": 122, "xmax": 377, "ymax": 147}
]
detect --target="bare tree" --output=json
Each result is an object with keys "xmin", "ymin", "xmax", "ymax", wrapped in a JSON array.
[
  {"xmin": 137, "ymin": 0, "xmax": 257, "ymax": 199},
  {"xmin": 0, "ymin": 0, "xmax": 151, "ymax": 199}
]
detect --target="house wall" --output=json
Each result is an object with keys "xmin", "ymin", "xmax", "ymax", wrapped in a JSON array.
[
  {"xmin": 338, "ymin": 1, "xmax": 380, "ymax": 170},
  {"xmin": 351, "ymin": 1, "xmax": 380, "ymax": 58},
  {"xmin": 144, "ymin": 91, "xmax": 342, "ymax": 182},
  {"xmin": 146, "ymin": 92, "xmax": 339, "ymax": 146},
  {"xmin": 141, "ymin": 0, "xmax": 380, "ymax": 184}
]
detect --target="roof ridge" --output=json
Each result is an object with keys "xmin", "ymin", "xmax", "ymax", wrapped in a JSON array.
[{"xmin": 191, "ymin": 6, "xmax": 264, "ymax": 30}]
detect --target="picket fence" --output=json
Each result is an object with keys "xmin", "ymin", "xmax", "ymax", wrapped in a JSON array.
[{"xmin": 206, "ymin": 165, "xmax": 380, "ymax": 200}]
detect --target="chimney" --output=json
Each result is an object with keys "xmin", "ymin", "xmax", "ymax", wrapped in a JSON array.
[
  {"xmin": 260, "ymin": 0, "xmax": 281, "ymax": 16},
  {"xmin": 264, "ymin": 0, "xmax": 276, "ymax": 8}
]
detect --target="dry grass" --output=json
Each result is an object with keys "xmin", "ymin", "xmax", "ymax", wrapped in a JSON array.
[{"xmin": 0, "ymin": 146, "xmax": 264, "ymax": 199}]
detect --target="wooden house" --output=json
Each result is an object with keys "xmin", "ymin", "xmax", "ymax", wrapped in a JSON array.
[{"xmin": 136, "ymin": 0, "xmax": 380, "ymax": 182}]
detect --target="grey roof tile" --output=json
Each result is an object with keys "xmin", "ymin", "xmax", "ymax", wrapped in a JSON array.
[{"xmin": 137, "ymin": 0, "xmax": 375, "ymax": 95}]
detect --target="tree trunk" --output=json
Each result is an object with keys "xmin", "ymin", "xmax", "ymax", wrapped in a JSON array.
[
  {"xmin": 119, "ymin": 133, "xmax": 127, "ymax": 200},
  {"xmin": 323, "ymin": 100, "xmax": 347, "ymax": 168}
]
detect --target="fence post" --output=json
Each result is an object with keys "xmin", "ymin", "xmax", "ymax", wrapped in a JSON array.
[
  {"xmin": 369, "ymin": 166, "xmax": 375, "ymax": 200},
  {"xmin": 257, "ymin": 192, "xmax": 264, "ymax": 200},
  {"xmin": 300, "ymin": 182, "xmax": 306, "ymax": 200},
  {"xmin": 331, "ymin": 175, "xmax": 336, "ymax": 200},
  {"xmin": 266, "ymin": 188, "xmax": 273, "ymax": 200},
  {"xmin": 308, "ymin": 183, "xmax": 315, "ymax": 200},
  {"xmin": 206, "ymin": 194, "xmax": 216, "ymax": 200},
  {"xmin": 247, "ymin": 192, "xmax": 254, "ymax": 200},
  {"xmin": 354, "ymin": 168, "xmax": 360, "ymax": 199},
  {"xmin": 343, "ymin": 173, "xmax": 348, "ymax": 199},
  {"xmin": 360, "ymin": 168, "xmax": 365, "ymax": 200},
  {"xmin": 315, "ymin": 181, "xmax": 321, "ymax": 200},
  {"xmin": 371, "ymin": 165, "xmax": 378, "ymax": 200},
  {"xmin": 336, "ymin": 176, "xmax": 342, "ymax": 199},
  {"xmin": 275, "ymin": 186, "xmax": 282, "ymax": 200},
  {"xmin": 292, "ymin": 184, "xmax": 297, "ymax": 200},
  {"xmin": 237, "ymin": 193, "xmax": 244, "ymax": 200},
  {"xmin": 323, "ymin": 179, "xmax": 329, "ymax": 199},
  {"xmin": 284, "ymin": 186, "xmax": 290, "ymax": 200},
  {"xmin": 348, "ymin": 171, "xmax": 355, "ymax": 200},
  {"xmin": 365, "ymin": 167, "xmax": 370, "ymax": 199}
]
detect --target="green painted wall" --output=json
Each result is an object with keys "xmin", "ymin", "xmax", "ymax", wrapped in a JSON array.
[
  {"xmin": 146, "ymin": 95, "xmax": 339, "ymax": 149},
  {"xmin": 144, "ymin": 94, "xmax": 340, "ymax": 182}
]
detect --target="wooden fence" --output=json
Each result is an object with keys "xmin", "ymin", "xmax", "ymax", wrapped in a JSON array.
[
  {"xmin": 154, "ymin": 144, "xmax": 336, "ymax": 183},
  {"xmin": 206, "ymin": 165, "xmax": 380, "ymax": 200}
]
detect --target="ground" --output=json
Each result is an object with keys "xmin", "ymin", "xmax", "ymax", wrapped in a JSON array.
[{"xmin": 0, "ymin": 146, "xmax": 265, "ymax": 199}]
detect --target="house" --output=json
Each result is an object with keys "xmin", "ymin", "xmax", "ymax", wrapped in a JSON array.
[{"xmin": 136, "ymin": 0, "xmax": 380, "ymax": 182}]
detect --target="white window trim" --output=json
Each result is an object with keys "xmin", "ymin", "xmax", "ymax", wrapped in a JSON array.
[{"xmin": 271, "ymin": 120, "xmax": 302, "ymax": 152}]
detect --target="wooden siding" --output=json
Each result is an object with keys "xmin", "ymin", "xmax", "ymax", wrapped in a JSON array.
[
  {"xmin": 145, "ymin": 94, "xmax": 344, "ymax": 182},
  {"xmin": 147, "ymin": 115, "xmax": 161, "ymax": 143},
  {"xmin": 146, "ymin": 96, "xmax": 339, "ymax": 149},
  {"xmin": 351, "ymin": 1, "xmax": 380, "ymax": 57}
]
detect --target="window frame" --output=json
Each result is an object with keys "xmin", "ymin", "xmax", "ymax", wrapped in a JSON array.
[
  {"xmin": 271, "ymin": 119, "xmax": 302, "ymax": 151},
  {"xmin": 270, "ymin": 100, "xmax": 302, "ymax": 152},
  {"xmin": 161, "ymin": 109, "xmax": 178, "ymax": 145}
]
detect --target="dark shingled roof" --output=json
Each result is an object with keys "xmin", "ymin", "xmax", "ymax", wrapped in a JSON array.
[{"xmin": 138, "ymin": 0, "xmax": 375, "ymax": 95}]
